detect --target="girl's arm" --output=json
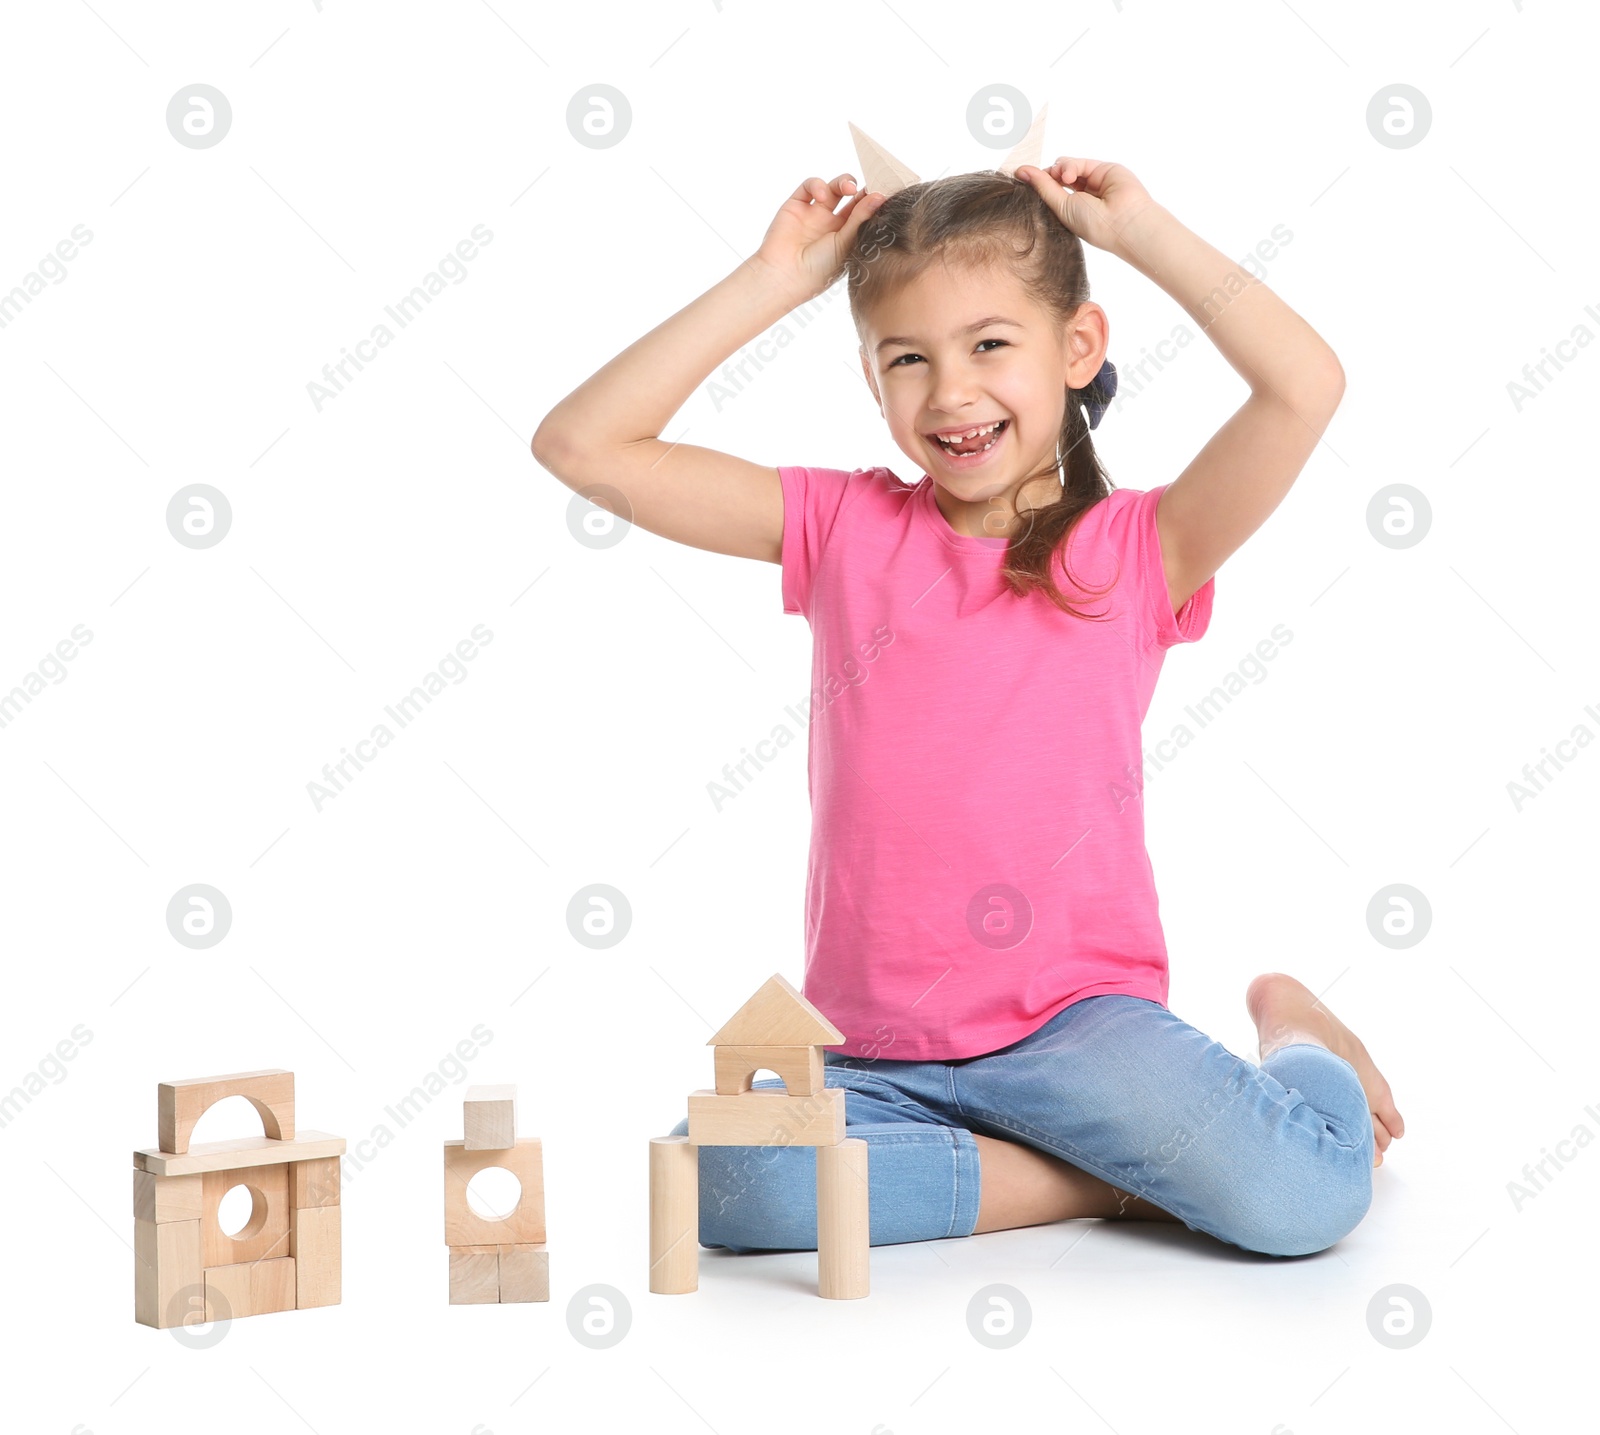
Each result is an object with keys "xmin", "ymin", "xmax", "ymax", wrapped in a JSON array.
[
  {"xmin": 1118, "ymin": 201, "xmax": 1345, "ymax": 612},
  {"xmin": 532, "ymin": 176, "xmax": 882, "ymax": 563},
  {"xmin": 1020, "ymin": 162, "xmax": 1345, "ymax": 614}
]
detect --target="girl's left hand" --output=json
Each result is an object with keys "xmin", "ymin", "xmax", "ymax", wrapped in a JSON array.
[{"xmin": 1016, "ymin": 158, "xmax": 1162, "ymax": 261}]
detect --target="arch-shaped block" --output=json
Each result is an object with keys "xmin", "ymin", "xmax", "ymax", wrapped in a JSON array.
[
  {"xmin": 158, "ymin": 1069, "xmax": 296, "ymax": 1155},
  {"xmin": 714, "ymin": 1045, "xmax": 824, "ymax": 1097}
]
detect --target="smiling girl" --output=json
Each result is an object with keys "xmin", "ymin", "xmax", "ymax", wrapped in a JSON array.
[{"xmin": 534, "ymin": 153, "xmax": 1403, "ymax": 1260}]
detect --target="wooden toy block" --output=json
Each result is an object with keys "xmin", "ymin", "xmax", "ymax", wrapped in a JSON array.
[
  {"xmin": 292, "ymin": 1156, "xmax": 340, "ymax": 1207},
  {"xmin": 201, "ymin": 1258, "xmax": 250, "ymax": 1322},
  {"xmin": 463, "ymin": 1085, "xmax": 517, "ymax": 1150},
  {"xmin": 201, "ymin": 1163, "xmax": 290, "ymax": 1268},
  {"xmin": 714, "ymin": 1044, "xmax": 824, "ymax": 1097},
  {"xmin": 687, "ymin": 1087, "xmax": 845, "ymax": 1148},
  {"xmin": 133, "ymin": 1216, "xmax": 202, "ymax": 1329},
  {"xmin": 649, "ymin": 1136, "xmax": 699, "ymax": 1294},
  {"xmin": 254, "ymin": 1256, "xmax": 298, "ymax": 1314},
  {"xmin": 846, "ymin": 122, "xmax": 924, "ymax": 200},
  {"xmin": 135, "ymin": 1070, "xmax": 346, "ymax": 1331},
  {"xmin": 497, "ymin": 1243, "xmax": 550, "ymax": 1303},
  {"xmin": 291, "ymin": 1204, "xmax": 341, "ymax": 1308},
  {"xmin": 204, "ymin": 1256, "xmax": 297, "ymax": 1321},
  {"xmin": 134, "ymin": 1130, "xmax": 346, "ymax": 1177},
  {"xmin": 448, "ymin": 1247, "xmax": 500, "ymax": 1304},
  {"xmin": 443, "ymin": 1137, "xmax": 545, "ymax": 1246},
  {"xmin": 847, "ymin": 108, "xmax": 1048, "ymax": 202},
  {"xmin": 652, "ymin": 974, "xmax": 869, "ymax": 1299},
  {"xmin": 158, "ymin": 1068, "xmax": 296, "ymax": 1155},
  {"xmin": 817, "ymin": 1138, "xmax": 870, "ymax": 1300},
  {"xmin": 706, "ymin": 973, "xmax": 846, "ymax": 1048},
  {"xmin": 132, "ymin": 1168, "xmax": 203, "ymax": 1225}
]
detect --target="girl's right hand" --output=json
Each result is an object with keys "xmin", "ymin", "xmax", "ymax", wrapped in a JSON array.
[{"xmin": 751, "ymin": 175, "xmax": 884, "ymax": 301}]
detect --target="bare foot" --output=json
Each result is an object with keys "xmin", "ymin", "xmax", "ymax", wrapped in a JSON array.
[{"xmin": 1245, "ymin": 972, "xmax": 1405, "ymax": 1168}]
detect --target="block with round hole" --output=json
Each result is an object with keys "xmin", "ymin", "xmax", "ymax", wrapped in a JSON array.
[
  {"xmin": 443, "ymin": 1137, "xmax": 545, "ymax": 1246},
  {"xmin": 202, "ymin": 1163, "xmax": 291, "ymax": 1268}
]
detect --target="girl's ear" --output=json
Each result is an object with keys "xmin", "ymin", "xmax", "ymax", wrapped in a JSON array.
[{"xmin": 1064, "ymin": 302, "xmax": 1110, "ymax": 388}]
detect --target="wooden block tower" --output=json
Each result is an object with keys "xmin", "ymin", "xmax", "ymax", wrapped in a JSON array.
[
  {"xmin": 133, "ymin": 1068, "xmax": 346, "ymax": 1328},
  {"xmin": 444, "ymin": 1084, "xmax": 549, "ymax": 1304},
  {"xmin": 649, "ymin": 973, "xmax": 869, "ymax": 1299}
]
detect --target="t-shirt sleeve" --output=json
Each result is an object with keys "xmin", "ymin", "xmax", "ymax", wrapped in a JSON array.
[
  {"xmin": 1128, "ymin": 483, "xmax": 1214, "ymax": 648},
  {"xmin": 778, "ymin": 466, "xmax": 858, "ymax": 619}
]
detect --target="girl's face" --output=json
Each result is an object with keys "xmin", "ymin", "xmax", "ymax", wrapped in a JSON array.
[{"xmin": 858, "ymin": 259, "xmax": 1107, "ymax": 536}]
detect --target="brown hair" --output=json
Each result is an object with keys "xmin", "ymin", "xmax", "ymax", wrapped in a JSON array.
[{"xmin": 842, "ymin": 171, "xmax": 1117, "ymax": 619}]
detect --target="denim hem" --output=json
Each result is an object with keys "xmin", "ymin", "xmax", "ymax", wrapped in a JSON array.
[{"xmin": 950, "ymin": 1126, "xmax": 982, "ymax": 1237}]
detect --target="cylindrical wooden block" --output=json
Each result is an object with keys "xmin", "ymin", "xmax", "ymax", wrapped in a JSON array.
[
  {"xmin": 816, "ymin": 1137, "xmax": 869, "ymax": 1299},
  {"xmin": 649, "ymin": 1135, "xmax": 699, "ymax": 1294}
]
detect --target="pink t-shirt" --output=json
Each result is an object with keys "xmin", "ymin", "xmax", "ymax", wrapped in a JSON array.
[{"xmin": 779, "ymin": 466, "xmax": 1214, "ymax": 1062}]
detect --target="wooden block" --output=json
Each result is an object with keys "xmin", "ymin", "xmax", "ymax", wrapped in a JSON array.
[
  {"xmin": 706, "ymin": 972, "xmax": 845, "ymax": 1047},
  {"xmin": 134, "ymin": 1130, "xmax": 345, "ymax": 1176},
  {"xmin": 202, "ymin": 1162, "xmax": 290, "ymax": 1268},
  {"xmin": 443, "ymin": 1137, "xmax": 545, "ymax": 1246},
  {"xmin": 714, "ymin": 1045, "xmax": 824, "ymax": 1097},
  {"xmin": 292, "ymin": 1157, "xmax": 340, "ymax": 1208},
  {"xmin": 817, "ymin": 1138, "xmax": 870, "ymax": 1300},
  {"xmin": 497, "ymin": 1243, "xmax": 549, "ymax": 1303},
  {"xmin": 132, "ymin": 1168, "xmax": 203, "ymax": 1224},
  {"xmin": 291, "ymin": 1204, "xmax": 341, "ymax": 1309},
  {"xmin": 448, "ymin": 1247, "xmax": 500, "ymax": 1304},
  {"xmin": 158, "ymin": 1069, "xmax": 295, "ymax": 1155},
  {"xmin": 252, "ymin": 1256, "xmax": 297, "ymax": 1315},
  {"xmin": 203, "ymin": 1259, "xmax": 252, "ymax": 1322},
  {"xmin": 133, "ymin": 1217, "xmax": 201, "ymax": 1329},
  {"xmin": 648, "ymin": 1135, "xmax": 698, "ymax": 1295},
  {"xmin": 463, "ymin": 1084, "xmax": 516, "ymax": 1151},
  {"xmin": 686, "ymin": 1087, "xmax": 844, "ymax": 1148},
  {"xmin": 203, "ymin": 1257, "xmax": 298, "ymax": 1320}
]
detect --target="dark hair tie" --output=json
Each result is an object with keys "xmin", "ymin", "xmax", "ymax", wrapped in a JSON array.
[{"xmin": 1073, "ymin": 358, "xmax": 1118, "ymax": 430}]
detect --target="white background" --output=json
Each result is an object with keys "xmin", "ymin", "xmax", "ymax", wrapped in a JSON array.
[{"xmin": 2, "ymin": 1, "xmax": 1594, "ymax": 1431}]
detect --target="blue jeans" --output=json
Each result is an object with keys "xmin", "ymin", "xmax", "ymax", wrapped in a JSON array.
[{"xmin": 667, "ymin": 994, "xmax": 1374, "ymax": 1259}]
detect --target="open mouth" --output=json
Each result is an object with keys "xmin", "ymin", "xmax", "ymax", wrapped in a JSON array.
[{"xmin": 928, "ymin": 419, "xmax": 1009, "ymax": 465}]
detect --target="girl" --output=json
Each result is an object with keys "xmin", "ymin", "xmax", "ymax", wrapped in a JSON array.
[{"xmin": 533, "ymin": 155, "xmax": 1404, "ymax": 1259}]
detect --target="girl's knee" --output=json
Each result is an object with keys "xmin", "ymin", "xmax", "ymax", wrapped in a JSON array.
[{"xmin": 1224, "ymin": 1160, "xmax": 1373, "ymax": 1257}]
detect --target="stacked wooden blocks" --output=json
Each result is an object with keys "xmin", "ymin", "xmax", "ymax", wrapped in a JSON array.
[
  {"xmin": 650, "ymin": 973, "xmax": 870, "ymax": 1299},
  {"xmin": 133, "ymin": 1069, "xmax": 346, "ymax": 1328},
  {"xmin": 444, "ymin": 1084, "xmax": 549, "ymax": 1304}
]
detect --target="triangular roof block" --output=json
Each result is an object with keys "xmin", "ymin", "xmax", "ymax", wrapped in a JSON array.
[
  {"xmin": 706, "ymin": 973, "xmax": 846, "ymax": 1047},
  {"xmin": 848, "ymin": 121, "xmax": 922, "ymax": 198}
]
